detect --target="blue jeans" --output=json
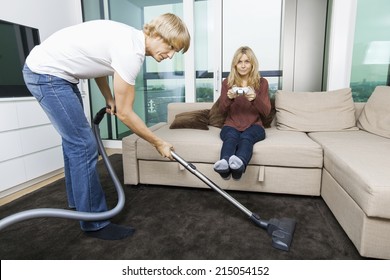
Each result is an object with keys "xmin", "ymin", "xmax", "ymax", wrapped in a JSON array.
[
  {"xmin": 220, "ymin": 125, "xmax": 266, "ymax": 167},
  {"xmin": 23, "ymin": 64, "xmax": 110, "ymax": 231}
]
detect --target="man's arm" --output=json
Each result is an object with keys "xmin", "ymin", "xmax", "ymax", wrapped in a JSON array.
[
  {"xmin": 113, "ymin": 72, "xmax": 174, "ymax": 159},
  {"xmin": 95, "ymin": 76, "xmax": 115, "ymax": 115}
]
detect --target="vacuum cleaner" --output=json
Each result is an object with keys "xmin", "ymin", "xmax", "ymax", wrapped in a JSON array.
[
  {"xmin": 0, "ymin": 107, "xmax": 124, "ymax": 231},
  {"xmin": 171, "ymin": 151, "xmax": 296, "ymax": 251}
]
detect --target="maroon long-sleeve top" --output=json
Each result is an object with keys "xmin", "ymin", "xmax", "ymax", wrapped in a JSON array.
[{"xmin": 219, "ymin": 77, "xmax": 271, "ymax": 131}]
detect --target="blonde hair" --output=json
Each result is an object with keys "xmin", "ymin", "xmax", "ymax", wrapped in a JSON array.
[
  {"xmin": 227, "ymin": 46, "xmax": 261, "ymax": 90},
  {"xmin": 143, "ymin": 13, "xmax": 190, "ymax": 53}
]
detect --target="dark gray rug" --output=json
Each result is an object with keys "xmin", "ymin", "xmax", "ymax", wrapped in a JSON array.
[{"xmin": 0, "ymin": 154, "xmax": 367, "ymax": 260}]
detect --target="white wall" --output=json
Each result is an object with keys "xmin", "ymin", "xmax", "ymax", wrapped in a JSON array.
[{"xmin": 0, "ymin": 0, "xmax": 83, "ymax": 197}]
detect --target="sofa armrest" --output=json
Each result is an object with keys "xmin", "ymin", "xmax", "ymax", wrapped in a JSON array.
[
  {"xmin": 122, "ymin": 122, "xmax": 167, "ymax": 185},
  {"xmin": 167, "ymin": 102, "xmax": 214, "ymax": 124}
]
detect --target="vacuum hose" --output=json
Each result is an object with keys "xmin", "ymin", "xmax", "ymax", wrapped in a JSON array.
[{"xmin": 0, "ymin": 108, "xmax": 125, "ymax": 231}]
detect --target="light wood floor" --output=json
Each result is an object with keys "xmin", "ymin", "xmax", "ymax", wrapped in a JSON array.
[{"xmin": 0, "ymin": 149, "xmax": 121, "ymax": 206}]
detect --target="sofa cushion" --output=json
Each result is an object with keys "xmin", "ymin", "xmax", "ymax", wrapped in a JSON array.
[
  {"xmin": 309, "ymin": 130, "xmax": 390, "ymax": 219},
  {"xmin": 135, "ymin": 125, "xmax": 323, "ymax": 168},
  {"xmin": 255, "ymin": 127, "xmax": 323, "ymax": 168},
  {"xmin": 169, "ymin": 109, "xmax": 210, "ymax": 130},
  {"xmin": 357, "ymin": 86, "xmax": 390, "ymax": 139},
  {"xmin": 275, "ymin": 88, "xmax": 358, "ymax": 132}
]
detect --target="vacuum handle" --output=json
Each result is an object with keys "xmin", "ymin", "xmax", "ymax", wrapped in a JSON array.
[{"xmin": 93, "ymin": 107, "xmax": 109, "ymax": 125}]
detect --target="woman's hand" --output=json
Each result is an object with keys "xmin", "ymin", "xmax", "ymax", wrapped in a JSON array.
[
  {"xmin": 227, "ymin": 88, "xmax": 238, "ymax": 99},
  {"xmin": 245, "ymin": 86, "xmax": 256, "ymax": 102}
]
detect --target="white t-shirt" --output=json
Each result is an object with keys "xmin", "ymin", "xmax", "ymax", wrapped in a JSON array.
[{"xmin": 26, "ymin": 20, "xmax": 145, "ymax": 85}]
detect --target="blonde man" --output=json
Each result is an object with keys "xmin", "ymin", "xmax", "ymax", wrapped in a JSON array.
[{"xmin": 23, "ymin": 14, "xmax": 190, "ymax": 240}]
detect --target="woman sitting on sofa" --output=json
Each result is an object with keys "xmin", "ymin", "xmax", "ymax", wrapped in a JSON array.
[{"xmin": 214, "ymin": 46, "xmax": 271, "ymax": 180}]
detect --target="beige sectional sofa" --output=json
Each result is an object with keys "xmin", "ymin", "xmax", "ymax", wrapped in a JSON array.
[{"xmin": 122, "ymin": 86, "xmax": 390, "ymax": 259}]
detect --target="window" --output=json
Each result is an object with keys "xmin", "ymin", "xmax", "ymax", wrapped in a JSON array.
[{"xmin": 350, "ymin": 0, "xmax": 390, "ymax": 101}]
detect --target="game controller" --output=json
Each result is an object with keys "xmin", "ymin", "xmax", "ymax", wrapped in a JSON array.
[{"xmin": 232, "ymin": 86, "xmax": 250, "ymax": 95}]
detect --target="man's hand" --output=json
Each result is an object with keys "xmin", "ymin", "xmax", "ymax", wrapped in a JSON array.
[
  {"xmin": 154, "ymin": 140, "xmax": 174, "ymax": 160},
  {"xmin": 106, "ymin": 100, "xmax": 116, "ymax": 115}
]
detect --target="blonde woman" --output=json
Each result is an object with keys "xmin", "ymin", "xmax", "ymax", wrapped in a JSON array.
[
  {"xmin": 214, "ymin": 46, "xmax": 271, "ymax": 180},
  {"xmin": 23, "ymin": 14, "xmax": 190, "ymax": 240}
]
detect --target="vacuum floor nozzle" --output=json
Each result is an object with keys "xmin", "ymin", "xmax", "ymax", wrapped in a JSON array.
[{"xmin": 267, "ymin": 217, "xmax": 296, "ymax": 251}]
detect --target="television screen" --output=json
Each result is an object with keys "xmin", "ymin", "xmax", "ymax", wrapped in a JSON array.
[{"xmin": 0, "ymin": 19, "xmax": 40, "ymax": 98}]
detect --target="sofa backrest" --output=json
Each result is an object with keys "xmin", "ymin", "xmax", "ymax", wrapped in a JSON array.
[
  {"xmin": 271, "ymin": 102, "xmax": 365, "ymax": 128},
  {"xmin": 166, "ymin": 102, "xmax": 366, "ymax": 126}
]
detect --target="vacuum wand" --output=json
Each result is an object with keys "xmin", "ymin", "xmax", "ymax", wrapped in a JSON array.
[{"xmin": 171, "ymin": 151, "xmax": 296, "ymax": 251}]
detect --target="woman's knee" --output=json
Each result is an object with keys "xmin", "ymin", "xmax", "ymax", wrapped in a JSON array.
[
  {"xmin": 241, "ymin": 125, "xmax": 265, "ymax": 142},
  {"xmin": 220, "ymin": 126, "xmax": 240, "ymax": 141}
]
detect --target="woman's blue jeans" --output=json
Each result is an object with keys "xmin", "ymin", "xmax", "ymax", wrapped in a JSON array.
[
  {"xmin": 22, "ymin": 64, "xmax": 110, "ymax": 231},
  {"xmin": 220, "ymin": 125, "xmax": 266, "ymax": 167}
]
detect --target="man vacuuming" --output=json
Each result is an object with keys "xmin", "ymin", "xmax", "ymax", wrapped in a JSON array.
[{"xmin": 22, "ymin": 14, "xmax": 190, "ymax": 240}]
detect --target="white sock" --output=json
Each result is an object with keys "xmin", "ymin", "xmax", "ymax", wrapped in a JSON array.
[
  {"xmin": 214, "ymin": 159, "xmax": 229, "ymax": 171},
  {"xmin": 229, "ymin": 155, "xmax": 243, "ymax": 170}
]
